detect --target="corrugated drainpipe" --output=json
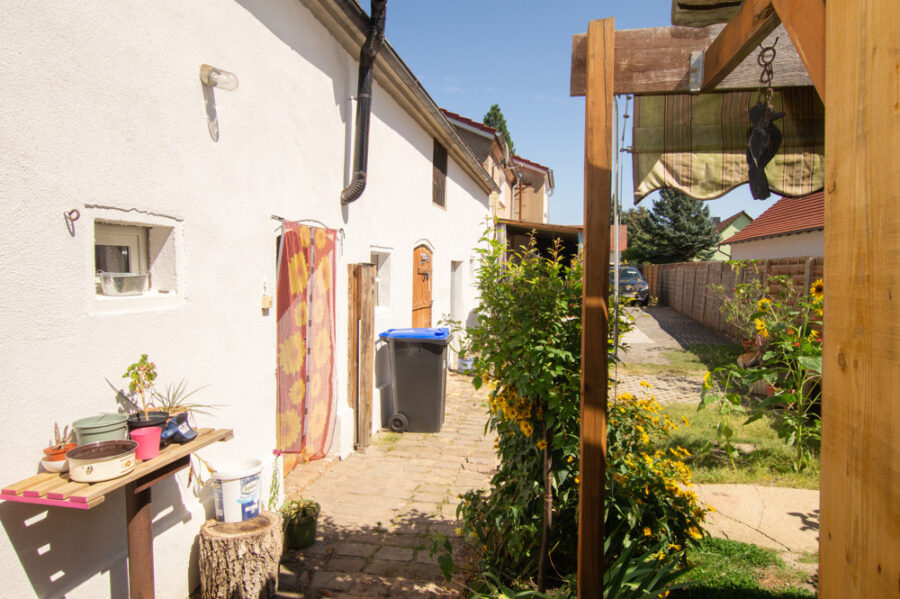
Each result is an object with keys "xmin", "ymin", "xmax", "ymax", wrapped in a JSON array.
[{"xmin": 341, "ymin": 0, "xmax": 387, "ymax": 205}]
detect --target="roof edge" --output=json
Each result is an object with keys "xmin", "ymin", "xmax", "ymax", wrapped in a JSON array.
[{"xmin": 298, "ymin": 0, "xmax": 498, "ymax": 195}]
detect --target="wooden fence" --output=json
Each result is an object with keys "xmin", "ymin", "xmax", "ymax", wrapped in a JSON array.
[{"xmin": 642, "ymin": 256, "xmax": 825, "ymax": 340}]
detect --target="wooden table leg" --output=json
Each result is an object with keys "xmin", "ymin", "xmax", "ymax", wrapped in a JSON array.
[{"xmin": 125, "ymin": 481, "xmax": 154, "ymax": 599}]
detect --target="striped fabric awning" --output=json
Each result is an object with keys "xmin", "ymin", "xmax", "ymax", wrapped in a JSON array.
[{"xmin": 632, "ymin": 88, "xmax": 824, "ymax": 203}]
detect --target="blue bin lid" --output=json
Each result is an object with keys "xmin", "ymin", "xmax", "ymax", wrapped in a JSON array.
[{"xmin": 379, "ymin": 327, "xmax": 450, "ymax": 341}]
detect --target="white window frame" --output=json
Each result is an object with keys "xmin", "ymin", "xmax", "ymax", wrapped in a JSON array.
[
  {"xmin": 370, "ymin": 250, "xmax": 391, "ymax": 313},
  {"xmin": 95, "ymin": 222, "xmax": 149, "ymax": 277}
]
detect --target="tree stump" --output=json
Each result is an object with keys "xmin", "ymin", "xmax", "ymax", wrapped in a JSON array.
[{"xmin": 198, "ymin": 511, "xmax": 283, "ymax": 599}]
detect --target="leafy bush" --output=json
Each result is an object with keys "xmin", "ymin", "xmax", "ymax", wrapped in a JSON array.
[{"xmin": 457, "ymin": 230, "xmax": 706, "ymax": 594}]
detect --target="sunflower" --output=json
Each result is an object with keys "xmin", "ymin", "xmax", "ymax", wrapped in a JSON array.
[
  {"xmin": 810, "ymin": 278, "xmax": 824, "ymax": 301},
  {"xmin": 536, "ymin": 439, "xmax": 547, "ymax": 451},
  {"xmin": 754, "ymin": 318, "xmax": 769, "ymax": 338},
  {"xmin": 702, "ymin": 371, "xmax": 712, "ymax": 388},
  {"xmin": 757, "ymin": 297, "xmax": 772, "ymax": 311}
]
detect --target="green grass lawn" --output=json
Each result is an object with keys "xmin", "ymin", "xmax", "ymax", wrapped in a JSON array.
[
  {"xmin": 671, "ymin": 537, "xmax": 815, "ymax": 599},
  {"xmin": 621, "ymin": 343, "xmax": 743, "ymax": 377},
  {"xmin": 660, "ymin": 403, "xmax": 820, "ymax": 489}
]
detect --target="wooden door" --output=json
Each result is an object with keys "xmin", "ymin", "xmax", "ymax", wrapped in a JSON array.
[
  {"xmin": 347, "ymin": 264, "xmax": 375, "ymax": 448},
  {"xmin": 412, "ymin": 245, "xmax": 432, "ymax": 327}
]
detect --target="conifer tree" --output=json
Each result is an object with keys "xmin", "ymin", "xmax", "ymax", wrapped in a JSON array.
[
  {"xmin": 629, "ymin": 188, "xmax": 720, "ymax": 263},
  {"xmin": 483, "ymin": 104, "xmax": 516, "ymax": 155}
]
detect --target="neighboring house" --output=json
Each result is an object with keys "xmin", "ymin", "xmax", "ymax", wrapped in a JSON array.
[
  {"xmin": 496, "ymin": 219, "xmax": 582, "ymax": 263},
  {"xmin": 441, "ymin": 109, "xmax": 516, "ymax": 219},
  {"xmin": 441, "ymin": 110, "xmax": 555, "ymax": 224},
  {"xmin": 0, "ymin": 2, "xmax": 496, "ymax": 598},
  {"xmin": 511, "ymin": 155, "xmax": 554, "ymax": 224},
  {"xmin": 721, "ymin": 192, "xmax": 824, "ymax": 260},
  {"xmin": 711, "ymin": 211, "xmax": 753, "ymax": 260}
]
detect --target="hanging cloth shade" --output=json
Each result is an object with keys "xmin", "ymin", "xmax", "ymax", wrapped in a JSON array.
[{"xmin": 631, "ymin": 87, "xmax": 824, "ymax": 203}]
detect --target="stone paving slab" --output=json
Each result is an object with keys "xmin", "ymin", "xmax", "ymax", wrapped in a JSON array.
[{"xmin": 278, "ymin": 373, "xmax": 497, "ymax": 598}]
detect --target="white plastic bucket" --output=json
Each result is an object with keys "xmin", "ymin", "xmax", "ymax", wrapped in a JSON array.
[{"xmin": 212, "ymin": 459, "xmax": 263, "ymax": 523}]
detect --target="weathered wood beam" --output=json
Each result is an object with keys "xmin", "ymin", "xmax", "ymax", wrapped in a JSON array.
[
  {"xmin": 570, "ymin": 23, "xmax": 812, "ymax": 96},
  {"xmin": 820, "ymin": 1, "xmax": 899, "ymax": 597},
  {"xmin": 701, "ymin": 0, "xmax": 781, "ymax": 89},
  {"xmin": 771, "ymin": 0, "xmax": 825, "ymax": 101},
  {"xmin": 671, "ymin": 0, "xmax": 742, "ymax": 27},
  {"xmin": 579, "ymin": 17, "xmax": 613, "ymax": 599}
]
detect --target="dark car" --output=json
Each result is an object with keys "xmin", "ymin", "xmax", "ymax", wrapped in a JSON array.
[{"xmin": 610, "ymin": 265, "xmax": 650, "ymax": 306}]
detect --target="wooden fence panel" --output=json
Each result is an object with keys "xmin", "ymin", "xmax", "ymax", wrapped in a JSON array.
[{"xmin": 647, "ymin": 256, "xmax": 825, "ymax": 340}]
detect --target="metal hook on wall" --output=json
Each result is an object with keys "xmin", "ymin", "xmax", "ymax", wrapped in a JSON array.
[{"xmin": 64, "ymin": 209, "xmax": 80, "ymax": 237}]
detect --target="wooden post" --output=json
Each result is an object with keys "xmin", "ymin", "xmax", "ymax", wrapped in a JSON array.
[
  {"xmin": 357, "ymin": 264, "xmax": 375, "ymax": 449},
  {"xmin": 820, "ymin": 1, "xmax": 900, "ymax": 597},
  {"xmin": 125, "ymin": 482, "xmax": 154, "ymax": 599},
  {"xmin": 347, "ymin": 265, "xmax": 360, "ymax": 414},
  {"xmin": 579, "ymin": 17, "xmax": 613, "ymax": 599}
]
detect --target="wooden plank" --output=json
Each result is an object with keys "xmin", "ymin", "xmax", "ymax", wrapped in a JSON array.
[
  {"xmin": 570, "ymin": 23, "xmax": 811, "ymax": 96},
  {"xmin": 357, "ymin": 264, "xmax": 376, "ymax": 449},
  {"xmin": 579, "ymin": 17, "xmax": 614, "ymax": 599},
  {"xmin": 23, "ymin": 475, "xmax": 70, "ymax": 498},
  {"xmin": 1, "ymin": 472, "xmax": 57, "ymax": 496},
  {"xmin": 771, "ymin": 0, "xmax": 825, "ymax": 101},
  {"xmin": 671, "ymin": 0, "xmax": 742, "ymax": 27},
  {"xmin": 702, "ymin": 0, "xmax": 781, "ymax": 90},
  {"xmin": 46, "ymin": 481, "xmax": 90, "ymax": 501},
  {"xmin": 126, "ymin": 481, "xmax": 154, "ymax": 598},
  {"xmin": 347, "ymin": 264, "xmax": 360, "ymax": 415},
  {"xmin": 820, "ymin": 1, "xmax": 899, "ymax": 597}
]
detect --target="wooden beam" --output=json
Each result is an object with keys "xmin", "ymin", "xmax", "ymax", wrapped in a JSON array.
[
  {"xmin": 570, "ymin": 23, "xmax": 812, "ymax": 96},
  {"xmin": 771, "ymin": 0, "xmax": 825, "ymax": 101},
  {"xmin": 820, "ymin": 1, "xmax": 899, "ymax": 597},
  {"xmin": 701, "ymin": 0, "xmax": 781, "ymax": 89},
  {"xmin": 579, "ymin": 17, "xmax": 613, "ymax": 599}
]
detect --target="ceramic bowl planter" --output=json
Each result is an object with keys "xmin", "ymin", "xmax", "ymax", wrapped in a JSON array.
[
  {"xmin": 281, "ymin": 499, "xmax": 320, "ymax": 550},
  {"xmin": 43, "ymin": 443, "xmax": 77, "ymax": 462},
  {"xmin": 67, "ymin": 440, "xmax": 137, "ymax": 482}
]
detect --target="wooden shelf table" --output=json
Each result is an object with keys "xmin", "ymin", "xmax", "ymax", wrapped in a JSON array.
[{"xmin": 1, "ymin": 427, "xmax": 234, "ymax": 598}]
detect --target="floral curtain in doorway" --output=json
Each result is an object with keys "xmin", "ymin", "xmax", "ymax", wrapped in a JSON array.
[{"xmin": 276, "ymin": 223, "xmax": 336, "ymax": 475}]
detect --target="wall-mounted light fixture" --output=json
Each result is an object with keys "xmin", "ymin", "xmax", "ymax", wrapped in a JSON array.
[{"xmin": 199, "ymin": 64, "xmax": 239, "ymax": 91}]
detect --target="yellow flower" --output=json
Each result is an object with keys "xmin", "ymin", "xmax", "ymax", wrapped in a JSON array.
[
  {"xmin": 756, "ymin": 297, "xmax": 772, "ymax": 310},
  {"xmin": 643, "ymin": 527, "xmax": 652, "ymax": 537},
  {"xmin": 639, "ymin": 380, "xmax": 654, "ymax": 388},
  {"xmin": 688, "ymin": 526, "xmax": 703, "ymax": 540},
  {"xmin": 454, "ymin": 527, "xmax": 462, "ymax": 536},
  {"xmin": 574, "ymin": 476, "xmax": 580, "ymax": 484},
  {"xmin": 706, "ymin": 503, "xmax": 716, "ymax": 512},
  {"xmin": 682, "ymin": 415, "xmax": 690, "ymax": 427},
  {"xmin": 519, "ymin": 420, "xmax": 533, "ymax": 437},
  {"xmin": 808, "ymin": 330, "xmax": 820, "ymax": 343},
  {"xmin": 567, "ymin": 455, "xmax": 574, "ymax": 464},
  {"xmin": 754, "ymin": 318, "xmax": 769, "ymax": 338},
  {"xmin": 703, "ymin": 371, "xmax": 712, "ymax": 388},
  {"xmin": 536, "ymin": 439, "xmax": 547, "ymax": 451},
  {"xmin": 810, "ymin": 278, "xmax": 824, "ymax": 301}
]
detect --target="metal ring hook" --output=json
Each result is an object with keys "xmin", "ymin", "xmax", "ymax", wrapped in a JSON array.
[{"xmin": 64, "ymin": 209, "xmax": 80, "ymax": 237}]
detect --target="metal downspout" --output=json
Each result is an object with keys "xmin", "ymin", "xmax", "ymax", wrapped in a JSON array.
[{"xmin": 340, "ymin": 0, "xmax": 387, "ymax": 205}]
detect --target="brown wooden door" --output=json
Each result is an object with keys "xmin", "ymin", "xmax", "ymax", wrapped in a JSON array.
[{"xmin": 412, "ymin": 245, "xmax": 432, "ymax": 327}]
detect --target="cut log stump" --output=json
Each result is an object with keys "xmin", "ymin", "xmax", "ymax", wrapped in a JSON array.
[{"xmin": 199, "ymin": 511, "xmax": 283, "ymax": 599}]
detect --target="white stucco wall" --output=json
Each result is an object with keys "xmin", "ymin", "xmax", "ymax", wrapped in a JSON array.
[
  {"xmin": 730, "ymin": 230, "xmax": 825, "ymax": 260},
  {"xmin": 0, "ymin": 2, "xmax": 489, "ymax": 597}
]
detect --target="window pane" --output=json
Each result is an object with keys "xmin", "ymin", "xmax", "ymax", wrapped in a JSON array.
[{"xmin": 95, "ymin": 245, "xmax": 130, "ymax": 273}]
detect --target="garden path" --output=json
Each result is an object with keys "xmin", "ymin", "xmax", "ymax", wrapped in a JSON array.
[{"xmin": 277, "ymin": 373, "xmax": 496, "ymax": 598}]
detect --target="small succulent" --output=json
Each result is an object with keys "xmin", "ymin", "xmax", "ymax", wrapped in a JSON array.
[{"xmin": 50, "ymin": 422, "xmax": 74, "ymax": 450}]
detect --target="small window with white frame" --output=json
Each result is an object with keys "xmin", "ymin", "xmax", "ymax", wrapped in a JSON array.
[
  {"xmin": 370, "ymin": 250, "xmax": 391, "ymax": 309},
  {"xmin": 94, "ymin": 221, "xmax": 176, "ymax": 297}
]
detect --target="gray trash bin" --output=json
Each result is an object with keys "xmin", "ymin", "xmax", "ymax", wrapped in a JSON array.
[{"xmin": 378, "ymin": 327, "xmax": 450, "ymax": 433}]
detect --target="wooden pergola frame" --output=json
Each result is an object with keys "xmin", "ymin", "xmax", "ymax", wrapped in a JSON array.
[{"xmin": 572, "ymin": 1, "xmax": 898, "ymax": 597}]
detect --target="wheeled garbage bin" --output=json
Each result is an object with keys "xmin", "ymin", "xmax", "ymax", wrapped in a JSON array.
[{"xmin": 378, "ymin": 327, "xmax": 451, "ymax": 433}]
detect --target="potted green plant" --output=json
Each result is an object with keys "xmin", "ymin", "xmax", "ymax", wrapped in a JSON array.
[
  {"xmin": 122, "ymin": 354, "xmax": 169, "ymax": 431},
  {"xmin": 281, "ymin": 498, "xmax": 320, "ymax": 550},
  {"xmin": 438, "ymin": 316, "xmax": 473, "ymax": 373}
]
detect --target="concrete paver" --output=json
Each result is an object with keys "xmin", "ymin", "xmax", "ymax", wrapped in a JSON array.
[{"xmin": 278, "ymin": 373, "xmax": 496, "ymax": 598}]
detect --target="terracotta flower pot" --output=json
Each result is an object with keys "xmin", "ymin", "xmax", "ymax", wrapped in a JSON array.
[{"xmin": 43, "ymin": 443, "xmax": 77, "ymax": 462}]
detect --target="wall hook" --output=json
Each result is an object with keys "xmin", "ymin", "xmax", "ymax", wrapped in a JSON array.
[{"xmin": 64, "ymin": 209, "xmax": 80, "ymax": 237}]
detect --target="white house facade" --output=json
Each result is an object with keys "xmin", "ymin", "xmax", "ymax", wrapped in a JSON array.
[{"xmin": 0, "ymin": 1, "xmax": 494, "ymax": 597}]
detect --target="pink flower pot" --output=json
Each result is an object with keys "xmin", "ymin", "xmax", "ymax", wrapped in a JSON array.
[{"xmin": 130, "ymin": 427, "xmax": 161, "ymax": 461}]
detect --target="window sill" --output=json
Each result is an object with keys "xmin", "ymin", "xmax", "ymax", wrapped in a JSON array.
[{"xmin": 90, "ymin": 289, "xmax": 183, "ymax": 315}]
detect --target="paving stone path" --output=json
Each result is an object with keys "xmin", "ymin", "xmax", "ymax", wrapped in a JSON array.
[{"xmin": 278, "ymin": 373, "xmax": 497, "ymax": 598}]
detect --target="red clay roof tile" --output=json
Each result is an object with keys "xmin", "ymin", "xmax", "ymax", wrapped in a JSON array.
[{"xmin": 722, "ymin": 191, "xmax": 824, "ymax": 245}]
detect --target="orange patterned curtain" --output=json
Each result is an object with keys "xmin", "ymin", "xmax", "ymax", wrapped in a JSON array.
[{"xmin": 276, "ymin": 223, "xmax": 336, "ymax": 475}]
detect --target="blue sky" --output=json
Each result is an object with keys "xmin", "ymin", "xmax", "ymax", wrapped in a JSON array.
[{"xmin": 384, "ymin": 1, "xmax": 779, "ymax": 225}]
